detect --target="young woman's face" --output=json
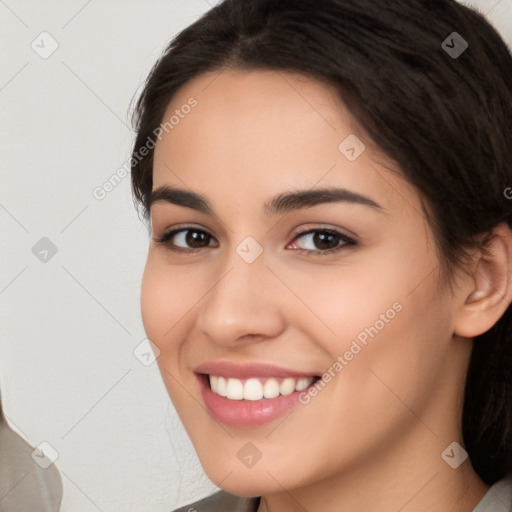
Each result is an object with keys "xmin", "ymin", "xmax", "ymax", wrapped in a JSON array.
[{"xmin": 142, "ymin": 69, "xmax": 471, "ymax": 496}]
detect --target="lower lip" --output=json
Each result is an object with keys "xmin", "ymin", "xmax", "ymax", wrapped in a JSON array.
[{"xmin": 198, "ymin": 374, "xmax": 313, "ymax": 427}]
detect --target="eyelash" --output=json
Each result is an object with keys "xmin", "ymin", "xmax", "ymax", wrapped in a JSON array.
[{"xmin": 154, "ymin": 227, "xmax": 357, "ymax": 256}]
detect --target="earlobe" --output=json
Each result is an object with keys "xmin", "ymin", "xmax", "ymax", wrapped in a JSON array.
[{"xmin": 454, "ymin": 222, "xmax": 512, "ymax": 338}]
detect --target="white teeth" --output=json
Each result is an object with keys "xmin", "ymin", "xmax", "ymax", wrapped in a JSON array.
[
  {"xmin": 226, "ymin": 378, "xmax": 244, "ymax": 400},
  {"xmin": 209, "ymin": 375, "xmax": 316, "ymax": 400},
  {"xmin": 295, "ymin": 377, "xmax": 311, "ymax": 391},
  {"xmin": 279, "ymin": 378, "xmax": 296, "ymax": 396},
  {"xmin": 217, "ymin": 376, "xmax": 227, "ymax": 397},
  {"xmin": 263, "ymin": 378, "xmax": 280, "ymax": 399},
  {"xmin": 244, "ymin": 378, "xmax": 264, "ymax": 401}
]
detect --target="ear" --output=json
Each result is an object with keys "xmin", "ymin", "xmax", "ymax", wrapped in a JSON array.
[{"xmin": 454, "ymin": 222, "xmax": 512, "ymax": 338}]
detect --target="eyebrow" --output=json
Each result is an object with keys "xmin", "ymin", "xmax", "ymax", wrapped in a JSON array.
[{"xmin": 148, "ymin": 185, "xmax": 384, "ymax": 215}]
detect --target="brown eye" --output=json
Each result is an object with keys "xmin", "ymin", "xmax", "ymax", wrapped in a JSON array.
[
  {"xmin": 156, "ymin": 228, "xmax": 218, "ymax": 252},
  {"xmin": 289, "ymin": 229, "xmax": 356, "ymax": 254},
  {"xmin": 311, "ymin": 232, "xmax": 340, "ymax": 250},
  {"xmin": 183, "ymin": 230, "xmax": 212, "ymax": 248}
]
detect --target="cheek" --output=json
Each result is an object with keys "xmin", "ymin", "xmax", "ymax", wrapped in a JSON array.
[
  {"xmin": 278, "ymin": 240, "xmax": 451, "ymax": 385},
  {"xmin": 140, "ymin": 257, "xmax": 202, "ymax": 409},
  {"xmin": 140, "ymin": 255, "xmax": 202, "ymax": 347},
  {"xmin": 140, "ymin": 259, "xmax": 167, "ymax": 345},
  {"xmin": 140, "ymin": 254, "xmax": 190, "ymax": 356},
  {"xmin": 327, "ymin": 263, "xmax": 453, "ymax": 426},
  {"xmin": 268, "ymin": 250, "xmax": 416, "ymax": 352}
]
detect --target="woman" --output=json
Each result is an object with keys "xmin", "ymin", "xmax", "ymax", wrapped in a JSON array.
[{"xmin": 130, "ymin": 0, "xmax": 512, "ymax": 510}]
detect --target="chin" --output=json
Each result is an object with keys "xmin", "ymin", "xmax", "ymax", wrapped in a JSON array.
[
  {"xmin": 200, "ymin": 453, "xmax": 314, "ymax": 498},
  {"xmin": 212, "ymin": 475, "xmax": 274, "ymax": 498}
]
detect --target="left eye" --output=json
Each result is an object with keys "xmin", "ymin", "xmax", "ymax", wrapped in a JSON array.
[{"xmin": 288, "ymin": 230, "xmax": 355, "ymax": 253}]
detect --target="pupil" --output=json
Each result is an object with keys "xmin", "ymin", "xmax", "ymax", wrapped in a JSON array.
[
  {"xmin": 313, "ymin": 232, "xmax": 337, "ymax": 250},
  {"xmin": 186, "ymin": 230, "xmax": 209, "ymax": 247}
]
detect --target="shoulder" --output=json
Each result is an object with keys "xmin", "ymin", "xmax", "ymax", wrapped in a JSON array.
[
  {"xmin": 0, "ymin": 422, "xmax": 63, "ymax": 511},
  {"xmin": 173, "ymin": 490, "xmax": 260, "ymax": 512},
  {"xmin": 473, "ymin": 474, "xmax": 512, "ymax": 512}
]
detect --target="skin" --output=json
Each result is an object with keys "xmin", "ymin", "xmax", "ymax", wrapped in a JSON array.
[{"xmin": 140, "ymin": 69, "xmax": 511, "ymax": 512}]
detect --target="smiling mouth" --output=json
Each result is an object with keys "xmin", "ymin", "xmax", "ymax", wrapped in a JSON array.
[{"xmin": 206, "ymin": 374, "xmax": 321, "ymax": 401}]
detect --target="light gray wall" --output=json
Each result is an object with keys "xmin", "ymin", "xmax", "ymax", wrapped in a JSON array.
[{"xmin": 0, "ymin": 1, "xmax": 510, "ymax": 510}]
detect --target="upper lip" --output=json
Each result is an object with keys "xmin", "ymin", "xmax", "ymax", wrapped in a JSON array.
[{"xmin": 194, "ymin": 361, "xmax": 320, "ymax": 379}]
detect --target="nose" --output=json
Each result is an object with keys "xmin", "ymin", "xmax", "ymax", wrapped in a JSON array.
[{"xmin": 196, "ymin": 252, "xmax": 287, "ymax": 347}]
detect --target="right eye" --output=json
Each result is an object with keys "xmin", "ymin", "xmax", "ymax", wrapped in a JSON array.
[{"xmin": 154, "ymin": 228, "xmax": 219, "ymax": 254}]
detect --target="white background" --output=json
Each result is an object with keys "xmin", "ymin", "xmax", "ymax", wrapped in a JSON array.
[{"xmin": 0, "ymin": 1, "xmax": 511, "ymax": 510}]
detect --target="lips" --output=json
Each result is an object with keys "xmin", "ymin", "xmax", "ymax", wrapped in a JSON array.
[
  {"xmin": 194, "ymin": 361, "xmax": 319, "ymax": 379},
  {"xmin": 194, "ymin": 361, "xmax": 320, "ymax": 426}
]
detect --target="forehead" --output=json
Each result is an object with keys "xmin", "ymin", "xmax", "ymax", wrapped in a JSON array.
[
  {"xmin": 152, "ymin": 68, "xmax": 419, "ymax": 215},
  {"xmin": 154, "ymin": 69, "xmax": 345, "ymax": 169},
  {"xmin": 168, "ymin": 68, "xmax": 345, "ymax": 126}
]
